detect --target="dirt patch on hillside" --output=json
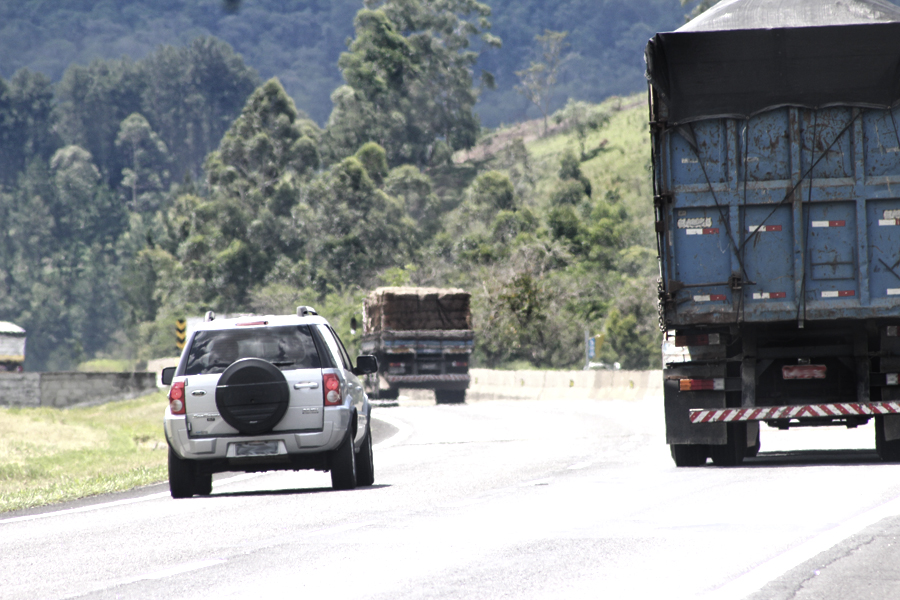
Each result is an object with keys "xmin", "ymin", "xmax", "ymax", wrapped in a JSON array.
[
  {"xmin": 453, "ymin": 117, "xmax": 565, "ymax": 163},
  {"xmin": 454, "ymin": 95, "xmax": 644, "ymax": 164}
]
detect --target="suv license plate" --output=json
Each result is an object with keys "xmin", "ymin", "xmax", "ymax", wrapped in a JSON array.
[{"xmin": 234, "ymin": 441, "xmax": 280, "ymax": 457}]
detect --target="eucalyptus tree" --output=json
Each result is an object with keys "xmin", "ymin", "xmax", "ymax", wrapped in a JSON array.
[
  {"xmin": 170, "ymin": 78, "xmax": 321, "ymax": 309},
  {"xmin": 324, "ymin": 0, "xmax": 501, "ymax": 167},
  {"xmin": 115, "ymin": 113, "xmax": 170, "ymax": 213},
  {"xmin": 0, "ymin": 69, "xmax": 58, "ymax": 187}
]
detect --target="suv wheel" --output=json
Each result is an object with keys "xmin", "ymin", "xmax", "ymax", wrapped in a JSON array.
[
  {"xmin": 356, "ymin": 423, "xmax": 375, "ymax": 486},
  {"xmin": 168, "ymin": 447, "xmax": 197, "ymax": 498},
  {"xmin": 330, "ymin": 429, "xmax": 357, "ymax": 490},
  {"xmin": 194, "ymin": 471, "xmax": 213, "ymax": 496}
]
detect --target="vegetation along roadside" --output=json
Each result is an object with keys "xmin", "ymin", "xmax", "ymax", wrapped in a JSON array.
[{"xmin": 0, "ymin": 393, "xmax": 168, "ymax": 514}]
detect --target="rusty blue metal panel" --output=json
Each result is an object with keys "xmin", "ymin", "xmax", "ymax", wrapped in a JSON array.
[{"xmin": 655, "ymin": 103, "xmax": 900, "ymax": 326}]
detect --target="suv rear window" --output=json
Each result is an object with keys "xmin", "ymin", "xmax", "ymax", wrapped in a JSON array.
[{"xmin": 183, "ymin": 325, "xmax": 321, "ymax": 375}]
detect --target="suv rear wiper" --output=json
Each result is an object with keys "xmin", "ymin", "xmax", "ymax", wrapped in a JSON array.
[{"xmin": 272, "ymin": 361, "xmax": 295, "ymax": 367}]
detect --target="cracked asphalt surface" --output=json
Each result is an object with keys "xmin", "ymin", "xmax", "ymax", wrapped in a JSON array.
[{"xmin": 750, "ymin": 518, "xmax": 900, "ymax": 599}]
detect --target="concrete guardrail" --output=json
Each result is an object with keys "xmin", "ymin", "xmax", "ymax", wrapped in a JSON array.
[
  {"xmin": 467, "ymin": 368, "xmax": 662, "ymax": 401},
  {"xmin": 0, "ymin": 372, "xmax": 158, "ymax": 408}
]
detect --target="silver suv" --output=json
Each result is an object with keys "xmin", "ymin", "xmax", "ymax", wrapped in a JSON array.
[{"xmin": 161, "ymin": 307, "xmax": 378, "ymax": 498}]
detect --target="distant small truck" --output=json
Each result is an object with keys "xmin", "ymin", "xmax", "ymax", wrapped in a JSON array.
[
  {"xmin": 361, "ymin": 287, "xmax": 474, "ymax": 403},
  {"xmin": 0, "ymin": 322, "xmax": 25, "ymax": 372}
]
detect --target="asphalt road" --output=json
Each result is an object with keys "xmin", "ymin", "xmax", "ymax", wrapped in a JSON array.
[{"xmin": 3, "ymin": 393, "xmax": 900, "ymax": 599}]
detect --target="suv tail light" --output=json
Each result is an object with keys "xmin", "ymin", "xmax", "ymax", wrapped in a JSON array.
[
  {"xmin": 323, "ymin": 373, "xmax": 342, "ymax": 406},
  {"xmin": 168, "ymin": 381, "xmax": 186, "ymax": 414}
]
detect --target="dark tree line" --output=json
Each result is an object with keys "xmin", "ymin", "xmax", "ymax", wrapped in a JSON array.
[
  {"xmin": 0, "ymin": 0, "xmax": 660, "ymax": 371},
  {"xmin": 0, "ymin": 37, "xmax": 258, "ymax": 370},
  {"xmin": 0, "ymin": 0, "xmax": 686, "ymax": 127}
]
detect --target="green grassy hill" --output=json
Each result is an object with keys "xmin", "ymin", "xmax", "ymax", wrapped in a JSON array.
[{"xmin": 414, "ymin": 92, "xmax": 660, "ymax": 370}]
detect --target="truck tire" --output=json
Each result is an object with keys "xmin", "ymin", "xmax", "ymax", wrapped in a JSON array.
[
  {"xmin": 709, "ymin": 423, "xmax": 746, "ymax": 467},
  {"xmin": 435, "ymin": 390, "xmax": 466, "ymax": 404},
  {"xmin": 746, "ymin": 428, "xmax": 761, "ymax": 458},
  {"xmin": 356, "ymin": 423, "xmax": 375, "ymax": 487},
  {"xmin": 378, "ymin": 386, "xmax": 399, "ymax": 400},
  {"xmin": 168, "ymin": 446, "xmax": 197, "ymax": 499},
  {"xmin": 330, "ymin": 428, "xmax": 357, "ymax": 490},
  {"xmin": 875, "ymin": 416, "xmax": 900, "ymax": 462},
  {"xmin": 670, "ymin": 444, "xmax": 707, "ymax": 467}
]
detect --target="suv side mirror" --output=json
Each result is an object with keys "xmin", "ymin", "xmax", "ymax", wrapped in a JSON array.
[
  {"xmin": 354, "ymin": 355, "xmax": 378, "ymax": 375},
  {"xmin": 161, "ymin": 366, "xmax": 176, "ymax": 386}
]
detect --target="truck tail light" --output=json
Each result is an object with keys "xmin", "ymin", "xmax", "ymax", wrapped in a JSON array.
[
  {"xmin": 451, "ymin": 361, "xmax": 468, "ymax": 367},
  {"xmin": 168, "ymin": 381, "xmax": 186, "ymax": 414},
  {"xmin": 674, "ymin": 333, "xmax": 721, "ymax": 347},
  {"xmin": 679, "ymin": 378, "xmax": 724, "ymax": 391},
  {"xmin": 323, "ymin": 373, "xmax": 342, "ymax": 406}
]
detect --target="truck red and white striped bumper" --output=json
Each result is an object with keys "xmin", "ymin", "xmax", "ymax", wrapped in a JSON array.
[
  {"xmin": 690, "ymin": 402, "xmax": 900, "ymax": 423},
  {"xmin": 385, "ymin": 374, "xmax": 470, "ymax": 384}
]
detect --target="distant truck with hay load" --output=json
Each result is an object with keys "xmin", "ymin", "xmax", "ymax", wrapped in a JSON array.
[{"xmin": 361, "ymin": 287, "xmax": 474, "ymax": 403}]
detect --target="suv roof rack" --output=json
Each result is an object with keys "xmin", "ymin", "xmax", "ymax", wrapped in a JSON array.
[{"xmin": 297, "ymin": 306, "xmax": 318, "ymax": 317}]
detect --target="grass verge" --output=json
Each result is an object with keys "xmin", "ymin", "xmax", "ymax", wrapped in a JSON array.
[{"xmin": 0, "ymin": 392, "xmax": 169, "ymax": 514}]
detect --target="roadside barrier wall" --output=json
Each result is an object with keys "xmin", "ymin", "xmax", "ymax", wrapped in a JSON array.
[
  {"xmin": 467, "ymin": 368, "xmax": 662, "ymax": 401},
  {"xmin": 395, "ymin": 368, "xmax": 663, "ymax": 402},
  {"xmin": 0, "ymin": 372, "xmax": 158, "ymax": 408},
  {"xmin": 0, "ymin": 364, "xmax": 659, "ymax": 408}
]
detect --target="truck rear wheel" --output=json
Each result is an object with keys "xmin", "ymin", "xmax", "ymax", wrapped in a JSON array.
[
  {"xmin": 435, "ymin": 390, "xmax": 466, "ymax": 404},
  {"xmin": 670, "ymin": 444, "xmax": 707, "ymax": 467},
  {"xmin": 875, "ymin": 416, "xmax": 900, "ymax": 462},
  {"xmin": 378, "ymin": 386, "xmax": 399, "ymax": 400},
  {"xmin": 709, "ymin": 423, "xmax": 746, "ymax": 467}
]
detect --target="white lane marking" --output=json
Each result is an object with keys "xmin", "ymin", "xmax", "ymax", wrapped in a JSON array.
[
  {"xmin": 307, "ymin": 520, "xmax": 376, "ymax": 537},
  {"xmin": 371, "ymin": 413, "xmax": 412, "ymax": 449},
  {"xmin": 567, "ymin": 461, "xmax": 593, "ymax": 470},
  {"xmin": 0, "ymin": 472, "xmax": 260, "ymax": 525},
  {"xmin": 521, "ymin": 478, "xmax": 552, "ymax": 487},
  {"xmin": 116, "ymin": 559, "xmax": 227, "ymax": 585},
  {"xmin": 1, "ymin": 416, "xmax": 409, "ymax": 525},
  {"xmin": 0, "ymin": 492, "xmax": 171, "ymax": 525},
  {"xmin": 701, "ymin": 493, "xmax": 900, "ymax": 600}
]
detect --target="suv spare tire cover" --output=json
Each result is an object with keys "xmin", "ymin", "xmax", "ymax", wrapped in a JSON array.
[{"xmin": 215, "ymin": 358, "xmax": 290, "ymax": 435}]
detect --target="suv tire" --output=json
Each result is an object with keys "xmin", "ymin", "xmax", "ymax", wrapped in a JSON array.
[
  {"xmin": 216, "ymin": 358, "xmax": 290, "ymax": 435},
  {"xmin": 168, "ymin": 446, "xmax": 197, "ymax": 498},
  {"xmin": 330, "ymin": 429, "xmax": 357, "ymax": 490},
  {"xmin": 356, "ymin": 423, "xmax": 375, "ymax": 486}
]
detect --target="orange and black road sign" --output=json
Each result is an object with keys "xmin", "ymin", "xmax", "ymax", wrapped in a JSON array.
[{"xmin": 175, "ymin": 319, "xmax": 187, "ymax": 350}]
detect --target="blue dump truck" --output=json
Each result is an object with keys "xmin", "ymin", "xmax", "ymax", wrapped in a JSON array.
[{"xmin": 647, "ymin": 0, "xmax": 900, "ymax": 466}]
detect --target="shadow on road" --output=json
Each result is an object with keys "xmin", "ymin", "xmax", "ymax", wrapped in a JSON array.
[
  {"xmin": 209, "ymin": 483, "xmax": 391, "ymax": 498},
  {"xmin": 740, "ymin": 448, "xmax": 882, "ymax": 467}
]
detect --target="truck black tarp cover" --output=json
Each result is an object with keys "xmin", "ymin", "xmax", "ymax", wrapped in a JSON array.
[{"xmin": 645, "ymin": 0, "xmax": 900, "ymax": 125}]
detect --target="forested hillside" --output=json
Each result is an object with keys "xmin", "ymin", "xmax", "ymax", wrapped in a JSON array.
[
  {"xmin": 0, "ymin": 0, "xmax": 684, "ymax": 126},
  {"xmin": 0, "ymin": 0, "xmax": 662, "ymax": 371}
]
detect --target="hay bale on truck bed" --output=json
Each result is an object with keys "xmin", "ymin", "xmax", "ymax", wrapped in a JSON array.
[{"xmin": 364, "ymin": 287, "xmax": 471, "ymax": 332}]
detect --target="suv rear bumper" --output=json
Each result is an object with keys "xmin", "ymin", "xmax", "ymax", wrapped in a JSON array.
[{"xmin": 164, "ymin": 405, "xmax": 351, "ymax": 461}]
